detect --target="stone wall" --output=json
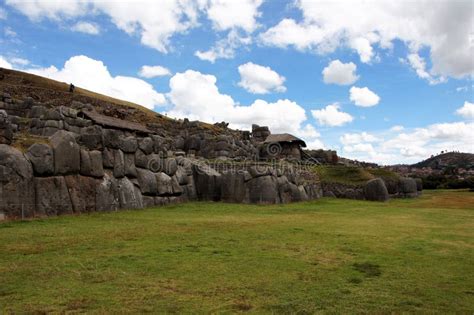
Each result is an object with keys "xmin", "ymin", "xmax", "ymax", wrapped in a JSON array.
[{"xmin": 0, "ymin": 96, "xmax": 323, "ymax": 220}]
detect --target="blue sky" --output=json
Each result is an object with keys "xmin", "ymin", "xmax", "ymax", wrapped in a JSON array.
[{"xmin": 0, "ymin": 0, "xmax": 473, "ymax": 164}]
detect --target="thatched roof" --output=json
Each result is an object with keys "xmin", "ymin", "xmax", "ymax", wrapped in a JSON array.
[
  {"xmin": 264, "ymin": 133, "xmax": 307, "ymax": 147},
  {"xmin": 79, "ymin": 110, "xmax": 152, "ymax": 134}
]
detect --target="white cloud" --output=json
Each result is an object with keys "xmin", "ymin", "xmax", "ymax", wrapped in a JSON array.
[
  {"xmin": 260, "ymin": 0, "xmax": 474, "ymax": 80},
  {"xmin": 0, "ymin": 7, "xmax": 7, "ymax": 19},
  {"xmin": 237, "ymin": 62, "xmax": 286, "ymax": 94},
  {"xmin": 165, "ymin": 69, "xmax": 318, "ymax": 142},
  {"xmin": 339, "ymin": 121, "xmax": 474, "ymax": 165},
  {"xmin": 205, "ymin": 0, "xmax": 263, "ymax": 32},
  {"xmin": 390, "ymin": 125, "xmax": 404, "ymax": 132},
  {"xmin": 6, "ymin": 0, "xmax": 263, "ymax": 54},
  {"xmin": 4, "ymin": 26, "xmax": 16, "ymax": 37},
  {"xmin": 195, "ymin": 29, "xmax": 252, "ymax": 63},
  {"xmin": 340, "ymin": 132, "xmax": 378, "ymax": 145},
  {"xmin": 311, "ymin": 103, "xmax": 353, "ymax": 127},
  {"xmin": 25, "ymin": 55, "xmax": 166, "ymax": 109},
  {"xmin": 71, "ymin": 21, "xmax": 100, "ymax": 35},
  {"xmin": 10, "ymin": 57, "xmax": 29, "ymax": 66},
  {"xmin": 259, "ymin": 18, "xmax": 324, "ymax": 51},
  {"xmin": 456, "ymin": 101, "xmax": 474, "ymax": 120},
  {"xmin": 322, "ymin": 60, "xmax": 359, "ymax": 85},
  {"xmin": 0, "ymin": 56, "xmax": 13, "ymax": 69},
  {"xmin": 349, "ymin": 37, "xmax": 374, "ymax": 64},
  {"xmin": 405, "ymin": 53, "xmax": 445, "ymax": 85},
  {"xmin": 6, "ymin": 0, "xmax": 203, "ymax": 53},
  {"xmin": 349, "ymin": 86, "xmax": 380, "ymax": 107},
  {"xmin": 139, "ymin": 65, "xmax": 171, "ymax": 78}
]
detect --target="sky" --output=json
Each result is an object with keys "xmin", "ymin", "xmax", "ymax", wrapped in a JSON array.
[{"xmin": 0, "ymin": 0, "xmax": 473, "ymax": 165}]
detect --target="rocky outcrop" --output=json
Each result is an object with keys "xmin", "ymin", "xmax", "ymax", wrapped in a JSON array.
[{"xmin": 364, "ymin": 178, "xmax": 389, "ymax": 202}]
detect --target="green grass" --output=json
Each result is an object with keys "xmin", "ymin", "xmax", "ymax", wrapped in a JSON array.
[
  {"xmin": 1, "ymin": 190, "xmax": 473, "ymax": 313},
  {"xmin": 314, "ymin": 165, "xmax": 375, "ymax": 186}
]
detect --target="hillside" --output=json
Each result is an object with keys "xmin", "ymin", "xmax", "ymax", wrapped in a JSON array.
[
  {"xmin": 0, "ymin": 67, "xmax": 223, "ymax": 135},
  {"xmin": 412, "ymin": 152, "xmax": 474, "ymax": 169}
]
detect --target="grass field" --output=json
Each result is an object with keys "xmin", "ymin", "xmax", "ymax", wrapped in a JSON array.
[{"xmin": 1, "ymin": 190, "xmax": 473, "ymax": 313}]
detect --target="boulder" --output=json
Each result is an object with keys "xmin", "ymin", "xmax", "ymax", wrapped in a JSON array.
[
  {"xmin": 0, "ymin": 145, "xmax": 35, "ymax": 218},
  {"xmin": 399, "ymin": 178, "xmax": 418, "ymax": 198},
  {"xmin": 102, "ymin": 148, "xmax": 115, "ymax": 168},
  {"xmin": 117, "ymin": 177, "xmax": 143, "ymax": 209},
  {"xmin": 119, "ymin": 136, "xmax": 138, "ymax": 153},
  {"xmin": 221, "ymin": 171, "xmax": 247, "ymax": 203},
  {"xmin": 364, "ymin": 178, "xmax": 389, "ymax": 202},
  {"xmin": 175, "ymin": 166, "xmax": 189, "ymax": 185},
  {"xmin": 26, "ymin": 143, "xmax": 54, "ymax": 176},
  {"xmin": 113, "ymin": 149, "xmax": 125, "ymax": 178},
  {"xmin": 383, "ymin": 177, "xmax": 400, "ymax": 195},
  {"xmin": 136, "ymin": 168, "xmax": 158, "ymax": 195},
  {"xmin": 65, "ymin": 175, "xmax": 100, "ymax": 213},
  {"xmin": 138, "ymin": 137, "xmax": 154, "ymax": 155},
  {"xmin": 50, "ymin": 130, "xmax": 80, "ymax": 175},
  {"xmin": 79, "ymin": 125, "xmax": 103, "ymax": 150},
  {"xmin": 185, "ymin": 136, "xmax": 201, "ymax": 151},
  {"xmin": 171, "ymin": 175, "xmax": 183, "ymax": 195},
  {"xmin": 163, "ymin": 158, "xmax": 177, "ymax": 176},
  {"xmin": 124, "ymin": 153, "xmax": 137, "ymax": 178},
  {"xmin": 156, "ymin": 172, "xmax": 173, "ymax": 196},
  {"xmin": 135, "ymin": 149, "xmax": 149, "ymax": 168},
  {"xmin": 103, "ymin": 128, "xmax": 122, "ymax": 149},
  {"xmin": 192, "ymin": 163, "xmax": 222, "ymax": 201},
  {"xmin": 96, "ymin": 171, "xmax": 119, "ymax": 211},
  {"xmin": 247, "ymin": 175, "xmax": 280, "ymax": 204},
  {"xmin": 80, "ymin": 149, "xmax": 104, "ymax": 178},
  {"xmin": 35, "ymin": 176, "xmax": 73, "ymax": 216}
]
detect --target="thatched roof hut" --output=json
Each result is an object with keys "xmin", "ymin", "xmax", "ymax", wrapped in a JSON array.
[{"xmin": 264, "ymin": 133, "xmax": 307, "ymax": 147}]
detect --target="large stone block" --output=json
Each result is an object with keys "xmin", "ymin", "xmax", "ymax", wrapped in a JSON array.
[
  {"xmin": 80, "ymin": 149, "xmax": 104, "ymax": 178},
  {"xmin": 192, "ymin": 163, "xmax": 222, "ymax": 201},
  {"xmin": 399, "ymin": 178, "xmax": 418, "ymax": 198},
  {"xmin": 138, "ymin": 137, "xmax": 154, "ymax": 155},
  {"xmin": 364, "ymin": 178, "xmax": 389, "ymax": 202},
  {"xmin": 247, "ymin": 175, "xmax": 280, "ymax": 204},
  {"xmin": 0, "ymin": 145, "xmax": 35, "ymax": 218},
  {"xmin": 65, "ymin": 175, "xmax": 100, "ymax": 213},
  {"xmin": 221, "ymin": 171, "xmax": 247, "ymax": 203},
  {"xmin": 136, "ymin": 168, "xmax": 158, "ymax": 195},
  {"xmin": 35, "ymin": 176, "xmax": 73, "ymax": 216},
  {"xmin": 163, "ymin": 158, "xmax": 177, "ymax": 176},
  {"xmin": 117, "ymin": 177, "xmax": 143, "ymax": 209},
  {"xmin": 79, "ymin": 125, "xmax": 103, "ymax": 150},
  {"xmin": 50, "ymin": 130, "xmax": 80, "ymax": 175},
  {"xmin": 156, "ymin": 172, "xmax": 173, "ymax": 196},
  {"xmin": 119, "ymin": 136, "xmax": 138, "ymax": 153},
  {"xmin": 124, "ymin": 153, "xmax": 137, "ymax": 178},
  {"xmin": 26, "ymin": 143, "xmax": 54, "ymax": 176},
  {"xmin": 113, "ymin": 149, "xmax": 125, "ymax": 178},
  {"xmin": 103, "ymin": 128, "xmax": 122, "ymax": 149},
  {"xmin": 96, "ymin": 171, "xmax": 119, "ymax": 211}
]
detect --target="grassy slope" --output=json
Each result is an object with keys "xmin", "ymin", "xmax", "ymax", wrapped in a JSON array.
[{"xmin": 0, "ymin": 190, "xmax": 473, "ymax": 313}]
